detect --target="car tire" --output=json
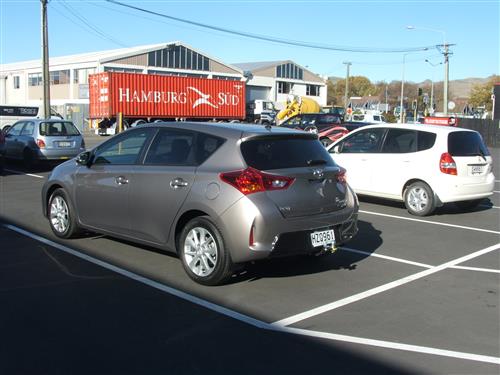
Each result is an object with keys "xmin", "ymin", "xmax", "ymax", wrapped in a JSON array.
[
  {"xmin": 23, "ymin": 148, "xmax": 37, "ymax": 170},
  {"xmin": 404, "ymin": 181, "xmax": 436, "ymax": 216},
  {"xmin": 455, "ymin": 199, "xmax": 482, "ymax": 211},
  {"xmin": 48, "ymin": 188, "xmax": 80, "ymax": 239},
  {"xmin": 320, "ymin": 137, "xmax": 333, "ymax": 147},
  {"xmin": 178, "ymin": 216, "xmax": 233, "ymax": 286}
]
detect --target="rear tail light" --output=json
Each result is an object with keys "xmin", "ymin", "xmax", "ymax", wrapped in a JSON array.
[
  {"xmin": 36, "ymin": 139, "xmax": 46, "ymax": 149},
  {"xmin": 336, "ymin": 168, "xmax": 347, "ymax": 184},
  {"xmin": 81, "ymin": 139, "xmax": 86, "ymax": 149},
  {"xmin": 220, "ymin": 167, "xmax": 295, "ymax": 195},
  {"xmin": 440, "ymin": 152, "xmax": 457, "ymax": 175}
]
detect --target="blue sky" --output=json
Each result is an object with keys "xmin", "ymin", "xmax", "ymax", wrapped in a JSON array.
[{"xmin": 0, "ymin": 0, "xmax": 498, "ymax": 83}]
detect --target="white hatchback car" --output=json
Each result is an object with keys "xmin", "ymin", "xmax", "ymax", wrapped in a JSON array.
[{"xmin": 327, "ymin": 123, "xmax": 495, "ymax": 216}]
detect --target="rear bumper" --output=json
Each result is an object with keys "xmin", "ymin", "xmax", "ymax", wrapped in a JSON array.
[
  {"xmin": 434, "ymin": 173, "xmax": 495, "ymax": 203},
  {"xmin": 36, "ymin": 148, "xmax": 84, "ymax": 161},
  {"xmin": 217, "ymin": 186, "xmax": 359, "ymax": 263}
]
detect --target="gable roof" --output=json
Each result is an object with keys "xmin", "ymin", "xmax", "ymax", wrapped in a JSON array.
[{"xmin": 0, "ymin": 42, "xmax": 244, "ymax": 74}]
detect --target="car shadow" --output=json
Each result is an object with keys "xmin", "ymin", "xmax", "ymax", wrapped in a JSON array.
[
  {"xmin": 358, "ymin": 195, "xmax": 495, "ymax": 215},
  {"xmin": 228, "ymin": 220, "xmax": 382, "ymax": 284},
  {"xmin": 1, "ymin": 158, "xmax": 65, "ymax": 175}
]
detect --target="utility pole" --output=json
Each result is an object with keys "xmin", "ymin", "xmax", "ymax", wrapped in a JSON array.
[
  {"xmin": 443, "ymin": 43, "xmax": 449, "ymax": 115},
  {"xmin": 343, "ymin": 62, "xmax": 351, "ymax": 111},
  {"xmin": 41, "ymin": 0, "xmax": 51, "ymax": 118}
]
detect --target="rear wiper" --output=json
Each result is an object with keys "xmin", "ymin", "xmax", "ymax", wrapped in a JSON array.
[{"xmin": 307, "ymin": 159, "xmax": 327, "ymax": 166}]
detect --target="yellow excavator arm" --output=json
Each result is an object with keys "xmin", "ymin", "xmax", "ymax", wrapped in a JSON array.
[{"xmin": 276, "ymin": 95, "xmax": 320, "ymax": 122}]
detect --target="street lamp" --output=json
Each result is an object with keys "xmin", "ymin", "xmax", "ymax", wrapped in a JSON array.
[
  {"xmin": 407, "ymin": 25, "xmax": 452, "ymax": 115},
  {"xmin": 399, "ymin": 49, "xmax": 428, "ymax": 123}
]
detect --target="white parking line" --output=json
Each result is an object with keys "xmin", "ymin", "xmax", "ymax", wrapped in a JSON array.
[
  {"xmin": 276, "ymin": 327, "xmax": 500, "ymax": 365},
  {"xmin": 342, "ymin": 247, "xmax": 500, "ymax": 274},
  {"xmin": 480, "ymin": 204, "xmax": 500, "ymax": 209},
  {"xmin": 451, "ymin": 265, "xmax": 500, "ymax": 274},
  {"xmin": 341, "ymin": 247, "xmax": 433, "ymax": 268},
  {"xmin": 273, "ymin": 243, "xmax": 500, "ymax": 327},
  {"xmin": 4, "ymin": 224, "xmax": 500, "ymax": 365},
  {"xmin": 4, "ymin": 169, "xmax": 44, "ymax": 179},
  {"xmin": 359, "ymin": 210, "xmax": 500, "ymax": 235}
]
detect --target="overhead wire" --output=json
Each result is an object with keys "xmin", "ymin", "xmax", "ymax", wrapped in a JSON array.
[
  {"xmin": 53, "ymin": 0, "xmax": 129, "ymax": 47},
  {"xmin": 103, "ymin": 0, "xmax": 436, "ymax": 53}
]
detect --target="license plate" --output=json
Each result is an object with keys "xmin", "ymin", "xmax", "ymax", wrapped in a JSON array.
[
  {"xmin": 310, "ymin": 229, "xmax": 335, "ymax": 247},
  {"xmin": 470, "ymin": 165, "xmax": 484, "ymax": 175},
  {"xmin": 58, "ymin": 141, "xmax": 72, "ymax": 148}
]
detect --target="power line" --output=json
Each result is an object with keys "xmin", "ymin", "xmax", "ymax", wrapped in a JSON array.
[
  {"xmin": 103, "ymin": 0, "xmax": 436, "ymax": 53},
  {"xmin": 52, "ymin": 0, "xmax": 128, "ymax": 47}
]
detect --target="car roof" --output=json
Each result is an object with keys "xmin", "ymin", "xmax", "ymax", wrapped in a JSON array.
[
  {"xmin": 354, "ymin": 122, "xmax": 476, "ymax": 134},
  {"xmin": 139, "ymin": 121, "xmax": 308, "ymax": 139}
]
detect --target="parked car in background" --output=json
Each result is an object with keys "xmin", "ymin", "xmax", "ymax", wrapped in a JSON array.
[
  {"xmin": 318, "ymin": 126, "xmax": 349, "ymax": 147},
  {"xmin": 42, "ymin": 122, "xmax": 359, "ymax": 285},
  {"xmin": 327, "ymin": 123, "xmax": 494, "ymax": 216},
  {"xmin": 279, "ymin": 113, "xmax": 342, "ymax": 133},
  {"xmin": 4, "ymin": 119, "xmax": 85, "ymax": 168}
]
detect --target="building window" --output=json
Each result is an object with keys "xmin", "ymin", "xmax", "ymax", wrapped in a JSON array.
[
  {"xmin": 74, "ymin": 68, "xmax": 95, "ymax": 84},
  {"xmin": 306, "ymin": 85, "xmax": 320, "ymax": 96},
  {"xmin": 276, "ymin": 63, "xmax": 303, "ymax": 80},
  {"xmin": 277, "ymin": 81, "xmax": 292, "ymax": 94},
  {"xmin": 28, "ymin": 73, "xmax": 43, "ymax": 86},
  {"xmin": 13, "ymin": 76, "xmax": 20, "ymax": 89},
  {"xmin": 148, "ymin": 46, "xmax": 211, "ymax": 71},
  {"xmin": 49, "ymin": 70, "xmax": 70, "ymax": 85},
  {"xmin": 212, "ymin": 75, "xmax": 240, "ymax": 81}
]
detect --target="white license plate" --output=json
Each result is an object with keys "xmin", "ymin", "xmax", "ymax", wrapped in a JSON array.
[
  {"xmin": 57, "ymin": 141, "xmax": 72, "ymax": 148},
  {"xmin": 470, "ymin": 165, "xmax": 484, "ymax": 175},
  {"xmin": 311, "ymin": 229, "xmax": 335, "ymax": 247}
]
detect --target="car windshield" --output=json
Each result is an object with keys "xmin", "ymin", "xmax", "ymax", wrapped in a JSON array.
[
  {"xmin": 448, "ymin": 131, "xmax": 490, "ymax": 157},
  {"xmin": 241, "ymin": 136, "xmax": 335, "ymax": 170},
  {"xmin": 39, "ymin": 121, "xmax": 80, "ymax": 136}
]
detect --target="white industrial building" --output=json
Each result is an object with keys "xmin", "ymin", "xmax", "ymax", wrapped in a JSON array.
[
  {"xmin": 233, "ymin": 61, "xmax": 327, "ymax": 109},
  {"xmin": 0, "ymin": 42, "xmax": 327, "ymax": 128}
]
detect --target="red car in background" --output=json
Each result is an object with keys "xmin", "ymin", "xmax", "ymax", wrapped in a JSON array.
[{"xmin": 318, "ymin": 126, "xmax": 349, "ymax": 147}]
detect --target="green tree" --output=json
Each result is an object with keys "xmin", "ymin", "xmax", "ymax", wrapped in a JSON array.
[{"xmin": 469, "ymin": 75, "xmax": 499, "ymax": 111}]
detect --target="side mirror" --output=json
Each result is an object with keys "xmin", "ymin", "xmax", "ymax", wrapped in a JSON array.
[{"xmin": 76, "ymin": 151, "xmax": 92, "ymax": 167}]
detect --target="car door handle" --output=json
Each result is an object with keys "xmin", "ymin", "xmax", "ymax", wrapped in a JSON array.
[
  {"xmin": 170, "ymin": 178, "xmax": 189, "ymax": 189},
  {"xmin": 115, "ymin": 176, "xmax": 129, "ymax": 185}
]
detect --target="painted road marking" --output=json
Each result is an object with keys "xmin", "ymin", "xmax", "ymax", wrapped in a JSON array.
[
  {"xmin": 4, "ymin": 169, "xmax": 44, "ymax": 179},
  {"xmin": 4, "ymin": 224, "xmax": 500, "ymax": 365},
  {"xmin": 273, "ymin": 243, "xmax": 500, "ymax": 327},
  {"xmin": 359, "ymin": 210, "xmax": 500, "ymax": 235},
  {"xmin": 342, "ymin": 247, "xmax": 499, "ymax": 273}
]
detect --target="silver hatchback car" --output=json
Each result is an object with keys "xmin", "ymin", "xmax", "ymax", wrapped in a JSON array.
[
  {"xmin": 4, "ymin": 119, "xmax": 85, "ymax": 168},
  {"xmin": 42, "ymin": 122, "xmax": 358, "ymax": 285}
]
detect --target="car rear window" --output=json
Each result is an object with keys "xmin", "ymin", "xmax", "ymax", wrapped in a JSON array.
[
  {"xmin": 448, "ymin": 131, "xmax": 490, "ymax": 157},
  {"xmin": 241, "ymin": 136, "xmax": 335, "ymax": 170},
  {"xmin": 39, "ymin": 121, "xmax": 80, "ymax": 136}
]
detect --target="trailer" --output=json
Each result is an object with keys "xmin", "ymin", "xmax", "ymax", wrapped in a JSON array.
[{"xmin": 89, "ymin": 72, "xmax": 246, "ymax": 135}]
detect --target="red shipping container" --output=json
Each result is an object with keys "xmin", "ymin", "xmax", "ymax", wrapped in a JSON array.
[
  {"xmin": 89, "ymin": 72, "xmax": 245, "ymax": 119},
  {"xmin": 423, "ymin": 116, "xmax": 458, "ymax": 126}
]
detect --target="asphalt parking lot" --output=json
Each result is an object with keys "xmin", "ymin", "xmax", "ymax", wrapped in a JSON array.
[{"xmin": 0, "ymin": 133, "xmax": 499, "ymax": 374}]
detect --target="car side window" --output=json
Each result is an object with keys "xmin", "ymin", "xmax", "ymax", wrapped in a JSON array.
[
  {"xmin": 144, "ymin": 129, "xmax": 196, "ymax": 166},
  {"xmin": 93, "ymin": 129, "xmax": 154, "ymax": 165},
  {"xmin": 7, "ymin": 122, "xmax": 25, "ymax": 136},
  {"xmin": 381, "ymin": 129, "xmax": 417, "ymax": 153},
  {"xmin": 417, "ymin": 131, "xmax": 437, "ymax": 151},
  {"xmin": 20, "ymin": 122, "xmax": 35, "ymax": 136},
  {"xmin": 335, "ymin": 128, "xmax": 386, "ymax": 154}
]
